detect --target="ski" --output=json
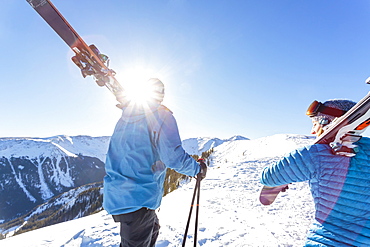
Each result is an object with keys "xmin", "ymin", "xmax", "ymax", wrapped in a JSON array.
[
  {"xmin": 26, "ymin": 0, "xmax": 124, "ymax": 101},
  {"xmin": 259, "ymin": 87, "xmax": 370, "ymax": 206},
  {"xmin": 259, "ymin": 185, "xmax": 289, "ymax": 206}
]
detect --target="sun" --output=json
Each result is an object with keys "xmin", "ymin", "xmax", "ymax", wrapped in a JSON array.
[
  {"xmin": 115, "ymin": 65, "xmax": 166, "ymax": 106},
  {"xmin": 124, "ymin": 80, "xmax": 154, "ymax": 105}
]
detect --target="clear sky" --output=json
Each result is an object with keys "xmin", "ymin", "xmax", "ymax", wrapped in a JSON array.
[{"xmin": 2, "ymin": 0, "xmax": 370, "ymax": 140}]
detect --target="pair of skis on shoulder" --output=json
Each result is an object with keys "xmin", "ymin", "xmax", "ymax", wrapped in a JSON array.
[
  {"xmin": 260, "ymin": 88, "xmax": 370, "ymax": 205},
  {"xmin": 26, "ymin": 0, "xmax": 125, "ymax": 104}
]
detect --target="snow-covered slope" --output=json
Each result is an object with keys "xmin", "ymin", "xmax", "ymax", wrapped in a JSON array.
[
  {"xmin": 1, "ymin": 182, "xmax": 103, "ymax": 238},
  {"xmin": 0, "ymin": 134, "xmax": 316, "ymax": 247}
]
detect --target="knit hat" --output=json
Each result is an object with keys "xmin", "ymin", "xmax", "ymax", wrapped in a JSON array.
[
  {"xmin": 147, "ymin": 78, "xmax": 165, "ymax": 103},
  {"xmin": 312, "ymin": 99, "xmax": 356, "ymax": 125}
]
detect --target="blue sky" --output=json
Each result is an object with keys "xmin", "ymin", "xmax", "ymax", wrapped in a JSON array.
[{"xmin": 1, "ymin": 1, "xmax": 370, "ymax": 140}]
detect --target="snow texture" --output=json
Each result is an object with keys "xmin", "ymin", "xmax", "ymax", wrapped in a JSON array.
[{"xmin": 0, "ymin": 134, "xmax": 316, "ymax": 247}]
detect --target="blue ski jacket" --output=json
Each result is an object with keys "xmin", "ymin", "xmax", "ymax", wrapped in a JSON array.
[
  {"xmin": 260, "ymin": 137, "xmax": 370, "ymax": 246},
  {"xmin": 103, "ymin": 103, "xmax": 200, "ymax": 215}
]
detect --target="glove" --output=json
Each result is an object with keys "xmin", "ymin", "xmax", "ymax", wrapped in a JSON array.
[
  {"xmin": 196, "ymin": 158, "xmax": 207, "ymax": 180},
  {"xmin": 281, "ymin": 184, "xmax": 289, "ymax": 192},
  {"xmin": 115, "ymin": 91, "xmax": 129, "ymax": 109},
  {"xmin": 279, "ymin": 183, "xmax": 293, "ymax": 192}
]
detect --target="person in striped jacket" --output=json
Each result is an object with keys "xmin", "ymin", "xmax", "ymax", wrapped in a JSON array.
[{"xmin": 261, "ymin": 99, "xmax": 370, "ymax": 246}]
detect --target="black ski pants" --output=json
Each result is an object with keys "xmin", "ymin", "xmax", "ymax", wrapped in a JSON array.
[{"xmin": 112, "ymin": 208, "xmax": 160, "ymax": 247}]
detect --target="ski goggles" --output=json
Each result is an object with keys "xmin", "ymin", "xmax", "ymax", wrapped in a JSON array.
[{"xmin": 306, "ymin": 100, "xmax": 347, "ymax": 117}]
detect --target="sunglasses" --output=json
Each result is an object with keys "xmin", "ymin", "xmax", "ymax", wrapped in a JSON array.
[{"xmin": 306, "ymin": 100, "xmax": 347, "ymax": 117}]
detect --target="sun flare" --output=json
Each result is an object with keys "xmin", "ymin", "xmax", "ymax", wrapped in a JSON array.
[
  {"xmin": 116, "ymin": 65, "xmax": 166, "ymax": 106},
  {"xmin": 124, "ymin": 81, "xmax": 154, "ymax": 105}
]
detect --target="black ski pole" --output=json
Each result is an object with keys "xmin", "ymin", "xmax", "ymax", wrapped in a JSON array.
[
  {"xmin": 182, "ymin": 176, "xmax": 201, "ymax": 247},
  {"xmin": 194, "ymin": 176, "xmax": 201, "ymax": 246}
]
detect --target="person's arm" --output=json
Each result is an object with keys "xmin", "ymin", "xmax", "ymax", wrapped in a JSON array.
[
  {"xmin": 260, "ymin": 146, "xmax": 317, "ymax": 186},
  {"xmin": 157, "ymin": 113, "xmax": 200, "ymax": 177}
]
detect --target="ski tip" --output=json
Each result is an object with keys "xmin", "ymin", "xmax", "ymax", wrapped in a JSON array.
[
  {"xmin": 259, "ymin": 197, "xmax": 273, "ymax": 206},
  {"xmin": 366, "ymin": 77, "xmax": 370, "ymax": 84},
  {"xmin": 259, "ymin": 186, "xmax": 277, "ymax": 206},
  {"xmin": 259, "ymin": 185, "xmax": 288, "ymax": 206}
]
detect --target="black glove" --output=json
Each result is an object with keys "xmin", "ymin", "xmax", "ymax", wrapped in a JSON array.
[
  {"xmin": 196, "ymin": 158, "xmax": 207, "ymax": 180},
  {"xmin": 281, "ymin": 183, "xmax": 292, "ymax": 192},
  {"xmin": 281, "ymin": 185, "xmax": 289, "ymax": 192}
]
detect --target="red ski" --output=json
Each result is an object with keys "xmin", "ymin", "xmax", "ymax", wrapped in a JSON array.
[
  {"xmin": 26, "ymin": 0, "xmax": 124, "ymax": 101},
  {"xmin": 259, "ymin": 185, "xmax": 289, "ymax": 206}
]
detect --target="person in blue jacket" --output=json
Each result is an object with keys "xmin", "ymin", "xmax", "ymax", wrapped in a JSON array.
[
  {"xmin": 103, "ymin": 78, "xmax": 207, "ymax": 247},
  {"xmin": 260, "ymin": 99, "xmax": 370, "ymax": 246}
]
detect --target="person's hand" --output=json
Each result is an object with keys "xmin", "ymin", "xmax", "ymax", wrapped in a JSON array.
[
  {"xmin": 196, "ymin": 158, "xmax": 207, "ymax": 180},
  {"xmin": 115, "ymin": 91, "xmax": 129, "ymax": 109},
  {"xmin": 280, "ymin": 183, "xmax": 292, "ymax": 192},
  {"xmin": 281, "ymin": 184, "xmax": 289, "ymax": 192}
]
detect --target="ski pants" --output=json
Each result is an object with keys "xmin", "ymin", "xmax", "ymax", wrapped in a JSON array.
[{"xmin": 112, "ymin": 208, "xmax": 160, "ymax": 247}]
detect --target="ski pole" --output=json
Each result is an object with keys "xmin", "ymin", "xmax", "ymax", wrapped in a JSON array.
[
  {"xmin": 182, "ymin": 176, "xmax": 202, "ymax": 247},
  {"xmin": 194, "ymin": 176, "xmax": 201, "ymax": 246}
]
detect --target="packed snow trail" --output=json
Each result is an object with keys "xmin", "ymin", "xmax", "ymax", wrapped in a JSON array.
[{"xmin": 157, "ymin": 160, "xmax": 314, "ymax": 246}]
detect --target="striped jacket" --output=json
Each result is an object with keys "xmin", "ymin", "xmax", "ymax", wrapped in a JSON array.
[{"xmin": 260, "ymin": 137, "xmax": 370, "ymax": 246}]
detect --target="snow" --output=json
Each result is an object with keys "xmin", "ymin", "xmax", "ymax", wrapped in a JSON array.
[
  {"xmin": 8, "ymin": 159, "xmax": 37, "ymax": 203},
  {"xmin": 182, "ymin": 137, "xmax": 224, "ymax": 155},
  {"xmin": 0, "ymin": 135, "xmax": 110, "ymax": 162},
  {"xmin": 35, "ymin": 156, "xmax": 55, "ymax": 200},
  {"xmin": 0, "ymin": 134, "xmax": 316, "ymax": 247}
]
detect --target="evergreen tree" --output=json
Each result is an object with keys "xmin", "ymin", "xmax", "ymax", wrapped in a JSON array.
[{"xmin": 163, "ymin": 148, "xmax": 214, "ymax": 197}]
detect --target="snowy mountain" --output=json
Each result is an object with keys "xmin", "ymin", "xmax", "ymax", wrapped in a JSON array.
[
  {"xmin": 0, "ymin": 136, "xmax": 109, "ymax": 224},
  {"xmin": 182, "ymin": 135, "xmax": 249, "ymax": 155},
  {"xmin": 1, "ymin": 133, "xmax": 317, "ymax": 247}
]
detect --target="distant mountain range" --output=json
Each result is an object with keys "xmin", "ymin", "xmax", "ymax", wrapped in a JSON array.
[
  {"xmin": 0, "ymin": 135, "xmax": 109, "ymax": 234},
  {"xmin": 182, "ymin": 135, "xmax": 249, "ymax": 155}
]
